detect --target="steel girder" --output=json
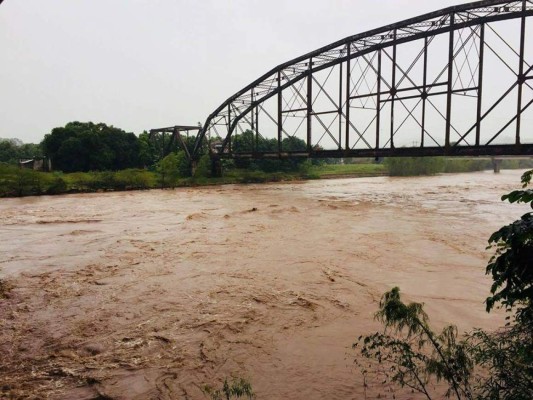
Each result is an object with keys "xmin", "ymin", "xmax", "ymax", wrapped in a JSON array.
[
  {"xmin": 149, "ymin": 126, "xmax": 200, "ymax": 160},
  {"xmin": 192, "ymin": 0, "xmax": 533, "ymax": 159}
]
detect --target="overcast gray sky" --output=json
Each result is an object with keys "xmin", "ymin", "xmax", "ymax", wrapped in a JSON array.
[{"xmin": 1, "ymin": 0, "xmax": 479, "ymax": 143}]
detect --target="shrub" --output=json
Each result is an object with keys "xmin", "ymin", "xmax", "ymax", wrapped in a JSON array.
[
  {"xmin": 176, "ymin": 150, "xmax": 191, "ymax": 177},
  {"xmin": 385, "ymin": 157, "xmax": 445, "ymax": 176},
  {"xmin": 47, "ymin": 176, "xmax": 67, "ymax": 194},
  {"xmin": 194, "ymin": 154, "xmax": 212, "ymax": 179},
  {"xmin": 66, "ymin": 172, "xmax": 95, "ymax": 191},
  {"xmin": 203, "ymin": 377, "xmax": 254, "ymax": 400},
  {"xmin": 355, "ymin": 288, "xmax": 473, "ymax": 399},
  {"xmin": 3, "ymin": 167, "xmax": 52, "ymax": 196},
  {"xmin": 443, "ymin": 159, "xmax": 490, "ymax": 173},
  {"xmin": 114, "ymin": 169, "xmax": 155, "ymax": 190},
  {"xmin": 157, "ymin": 153, "xmax": 180, "ymax": 188}
]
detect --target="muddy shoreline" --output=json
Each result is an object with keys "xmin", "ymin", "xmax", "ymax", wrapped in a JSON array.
[{"xmin": 0, "ymin": 171, "xmax": 526, "ymax": 399}]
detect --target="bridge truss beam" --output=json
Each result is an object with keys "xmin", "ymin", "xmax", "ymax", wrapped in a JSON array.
[
  {"xmin": 185, "ymin": 1, "xmax": 533, "ymax": 160},
  {"xmin": 149, "ymin": 126, "xmax": 200, "ymax": 160}
]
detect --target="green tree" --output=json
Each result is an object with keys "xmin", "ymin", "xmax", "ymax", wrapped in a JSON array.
[
  {"xmin": 281, "ymin": 136, "xmax": 307, "ymax": 152},
  {"xmin": 231, "ymin": 130, "xmax": 255, "ymax": 169},
  {"xmin": 468, "ymin": 323, "xmax": 532, "ymax": 400},
  {"xmin": 104, "ymin": 127, "xmax": 140, "ymax": 171},
  {"xmin": 157, "ymin": 152, "xmax": 180, "ymax": 188},
  {"xmin": 469, "ymin": 169, "xmax": 533, "ymax": 400},
  {"xmin": 0, "ymin": 139, "xmax": 22, "ymax": 164},
  {"xmin": 18, "ymin": 143, "xmax": 43, "ymax": 159},
  {"xmin": 41, "ymin": 122, "xmax": 140, "ymax": 172},
  {"xmin": 55, "ymin": 136, "xmax": 89, "ymax": 172},
  {"xmin": 231, "ymin": 130, "xmax": 285, "ymax": 155},
  {"xmin": 232, "ymin": 130, "xmax": 255, "ymax": 154},
  {"xmin": 230, "ymin": 130, "xmax": 309, "ymax": 172},
  {"xmin": 138, "ymin": 131, "xmax": 161, "ymax": 168},
  {"xmin": 193, "ymin": 154, "xmax": 211, "ymax": 179},
  {"xmin": 0, "ymin": 139, "xmax": 42, "ymax": 164},
  {"xmin": 176, "ymin": 150, "xmax": 191, "ymax": 178}
]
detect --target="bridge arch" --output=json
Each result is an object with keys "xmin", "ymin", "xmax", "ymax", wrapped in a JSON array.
[{"xmin": 189, "ymin": 0, "xmax": 533, "ymax": 160}]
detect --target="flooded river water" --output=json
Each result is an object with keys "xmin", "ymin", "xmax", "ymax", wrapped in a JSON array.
[{"xmin": 0, "ymin": 171, "xmax": 528, "ymax": 399}]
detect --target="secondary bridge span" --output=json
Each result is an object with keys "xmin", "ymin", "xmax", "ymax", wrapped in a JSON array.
[{"xmin": 154, "ymin": 0, "xmax": 533, "ymax": 161}]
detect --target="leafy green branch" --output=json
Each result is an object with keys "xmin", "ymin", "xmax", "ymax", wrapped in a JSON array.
[
  {"xmin": 203, "ymin": 377, "xmax": 254, "ymax": 400},
  {"xmin": 487, "ymin": 170, "xmax": 533, "ymax": 323},
  {"xmin": 355, "ymin": 288, "xmax": 473, "ymax": 400}
]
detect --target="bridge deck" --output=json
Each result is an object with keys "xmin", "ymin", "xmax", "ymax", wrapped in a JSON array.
[{"xmin": 217, "ymin": 144, "xmax": 533, "ymax": 159}]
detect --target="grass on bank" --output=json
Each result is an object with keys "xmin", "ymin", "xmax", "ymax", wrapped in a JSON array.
[
  {"xmin": 1, "ymin": 157, "xmax": 533, "ymax": 197},
  {"xmin": 0, "ymin": 162, "xmax": 381, "ymax": 197},
  {"xmin": 386, "ymin": 157, "xmax": 533, "ymax": 176},
  {"xmin": 309, "ymin": 163, "xmax": 387, "ymax": 177},
  {"xmin": 0, "ymin": 164, "xmax": 157, "ymax": 197}
]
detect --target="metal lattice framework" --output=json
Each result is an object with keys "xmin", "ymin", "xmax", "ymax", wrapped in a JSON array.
[
  {"xmin": 149, "ymin": 126, "xmax": 200, "ymax": 160},
  {"xmin": 181, "ymin": 0, "xmax": 533, "ymax": 160}
]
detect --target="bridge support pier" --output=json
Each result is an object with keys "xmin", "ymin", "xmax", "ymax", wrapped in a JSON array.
[
  {"xmin": 190, "ymin": 159, "xmax": 198, "ymax": 177},
  {"xmin": 492, "ymin": 158, "xmax": 502, "ymax": 174},
  {"xmin": 211, "ymin": 157, "xmax": 223, "ymax": 178}
]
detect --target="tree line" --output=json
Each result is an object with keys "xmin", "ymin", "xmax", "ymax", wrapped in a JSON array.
[
  {"xmin": 0, "ymin": 121, "xmax": 193, "ymax": 173},
  {"xmin": 1, "ymin": 122, "xmax": 313, "ymax": 174},
  {"xmin": 0, "ymin": 138, "xmax": 42, "ymax": 164},
  {"xmin": 3, "ymin": 122, "xmax": 531, "ymax": 177}
]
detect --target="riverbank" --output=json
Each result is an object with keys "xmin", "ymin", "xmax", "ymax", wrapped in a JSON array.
[
  {"xmin": 1, "ymin": 158, "xmax": 531, "ymax": 198},
  {"xmin": 0, "ymin": 163, "xmax": 387, "ymax": 198}
]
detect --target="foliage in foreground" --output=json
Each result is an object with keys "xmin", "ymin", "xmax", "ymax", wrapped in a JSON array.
[
  {"xmin": 469, "ymin": 322, "xmax": 533, "ymax": 400},
  {"xmin": 355, "ymin": 288, "xmax": 473, "ymax": 399},
  {"xmin": 486, "ymin": 169, "xmax": 533, "ymax": 323},
  {"xmin": 356, "ymin": 169, "xmax": 533, "ymax": 400},
  {"xmin": 203, "ymin": 377, "xmax": 254, "ymax": 400},
  {"xmin": 356, "ymin": 289, "xmax": 532, "ymax": 399}
]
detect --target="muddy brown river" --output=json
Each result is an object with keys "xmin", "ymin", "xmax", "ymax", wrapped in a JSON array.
[{"xmin": 0, "ymin": 171, "xmax": 529, "ymax": 399}]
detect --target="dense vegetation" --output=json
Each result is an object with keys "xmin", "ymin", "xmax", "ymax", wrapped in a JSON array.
[
  {"xmin": 0, "ymin": 138, "xmax": 42, "ymax": 164},
  {"xmin": 0, "ymin": 164, "xmax": 156, "ymax": 197},
  {"xmin": 230, "ymin": 130, "xmax": 310, "ymax": 172},
  {"xmin": 41, "ymin": 122, "xmax": 141, "ymax": 172},
  {"xmin": 2, "ymin": 121, "xmax": 533, "ymax": 197},
  {"xmin": 386, "ymin": 156, "xmax": 533, "ymax": 176},
  {"xmin": 356, "ymin": 170, "xmax": 533, "ymax": 399},
  {"xmin": 203, "ymin": 377, "xmax": 254, "ymax": 400}
]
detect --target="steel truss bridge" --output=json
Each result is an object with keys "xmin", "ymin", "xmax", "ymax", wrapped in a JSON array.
[{"xmin": 152, "ymin": 0, "xmax": 533, "ymax": 162}]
